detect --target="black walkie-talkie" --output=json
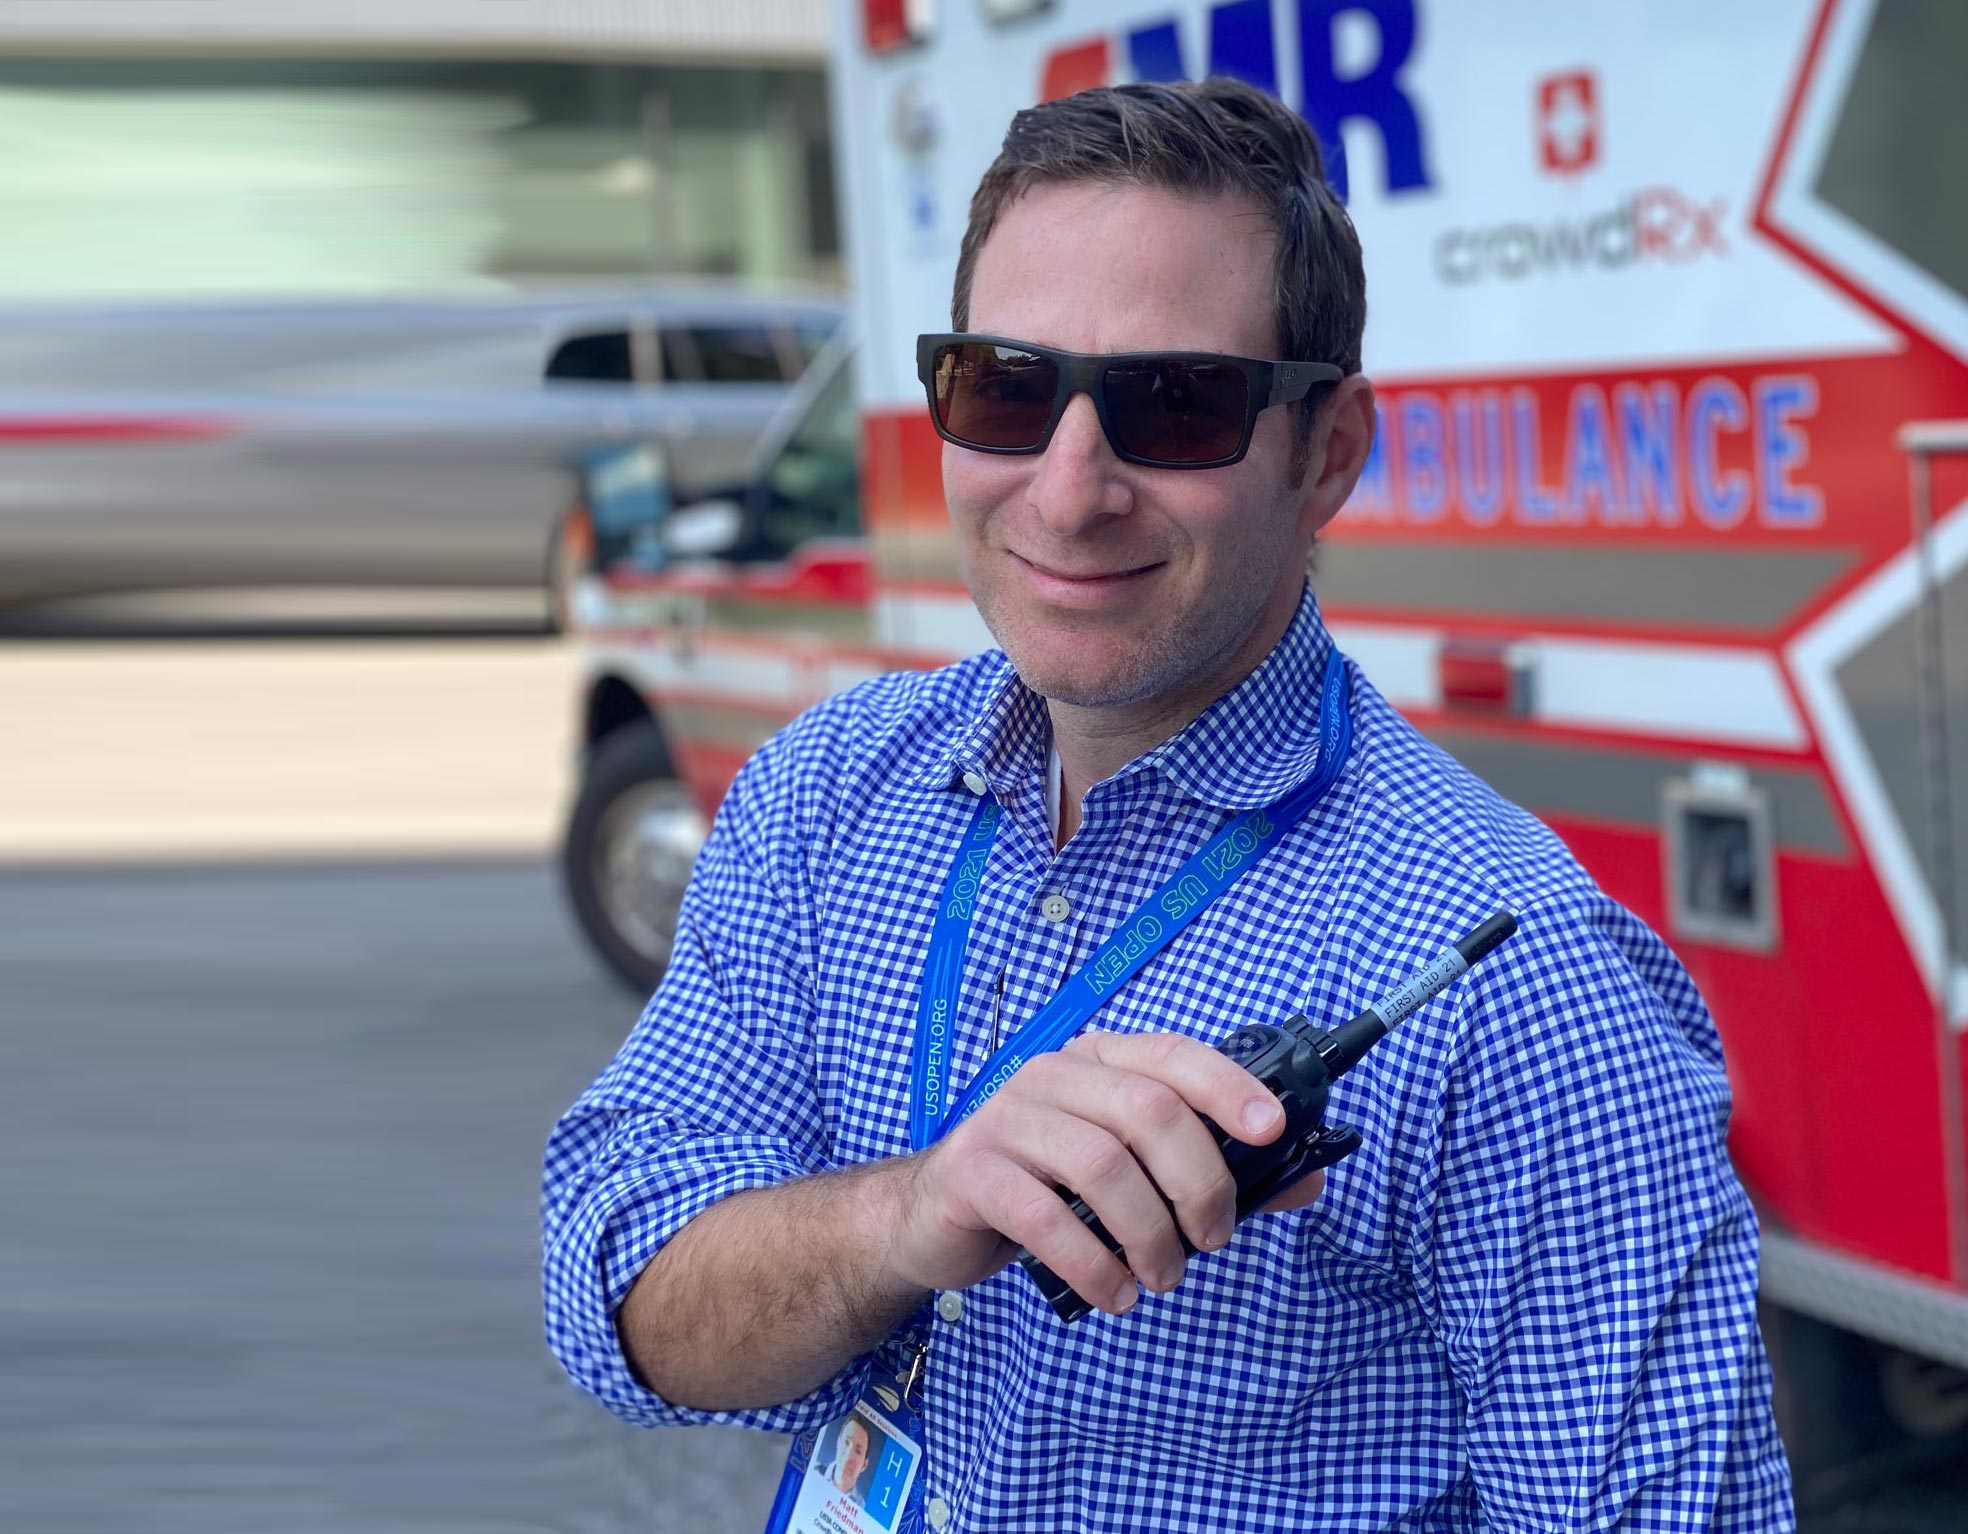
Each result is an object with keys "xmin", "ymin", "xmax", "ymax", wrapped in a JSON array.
[{"xmin": 1016, "ymin": 911, "xmax": 1518, "ymax": 1322}]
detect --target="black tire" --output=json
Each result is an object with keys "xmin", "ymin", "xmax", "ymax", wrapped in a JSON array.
[{"xmin": 562, "ymin": 721, "xmax": 708, "ymax": 995}]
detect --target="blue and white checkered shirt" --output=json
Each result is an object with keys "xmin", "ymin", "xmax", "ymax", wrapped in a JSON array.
[{"xmin": 543, "ymin": 587, "xmax": 1794, "ymax": 1531}]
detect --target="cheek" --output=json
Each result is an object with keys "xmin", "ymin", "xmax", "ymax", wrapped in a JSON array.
[
  {"xmin": 1212, "ymin": 432, "xmax": 1308, "ymax": 548},
  {"xmin": 1162, "ymin": 475, "xmax": 1278, "ymax": 561},
  {"xmin": 943, "ymin": 447, "xmax": 1028, "ymax": 531},
  {"xmin": 940, "ymin": 440, "xmax": 969, "ymax": 496}
]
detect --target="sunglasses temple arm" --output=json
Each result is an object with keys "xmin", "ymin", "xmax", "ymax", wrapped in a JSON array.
[{"xmin": 1283, "ymin": 362, "xmax": 1349, "ymax": 405}]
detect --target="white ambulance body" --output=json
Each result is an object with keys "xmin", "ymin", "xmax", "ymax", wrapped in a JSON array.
[{"xmin": 564, "ymin": 0, "xmax": 1968, "ymax": 1494}]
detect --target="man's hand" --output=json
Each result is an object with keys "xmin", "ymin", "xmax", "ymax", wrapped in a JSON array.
[
  {"xmin": 881, "ymin": 1030, "xmax": 1326, "ymax": 1316},
  {"xmin": 618, "ymin": 1029, "xmax": 1328, "ymax": 1409}
]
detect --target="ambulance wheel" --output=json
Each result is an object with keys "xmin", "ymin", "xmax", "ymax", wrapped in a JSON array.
[{"xmin": 563, "ymin": 722, "xmax": 708, "ymax": 995}]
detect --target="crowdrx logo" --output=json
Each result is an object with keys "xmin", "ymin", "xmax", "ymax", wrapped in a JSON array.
[
  {"xmin": 1435, "ymin": 70, "xmax": 1726, "ymax": 285},
  {"xmin": 1434, "ymin": 188, "xmax": 1730, "ymax": 285}
]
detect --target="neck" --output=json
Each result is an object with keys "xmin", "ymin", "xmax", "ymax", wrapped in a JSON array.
[
  {"xmin": 1046, "ymin": 587, "xmax": 1303, "ymax": 846},
  {"xmin": 1049, "ymin": 689, "xmax": 1206, "ymax": 803},
  {"xmin": 1048, "ymin": 689, "xmax": 1213, "ymax": 850}
]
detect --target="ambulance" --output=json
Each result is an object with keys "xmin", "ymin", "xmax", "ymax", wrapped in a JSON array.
[{"xmin": 559, "ymin": 0, "xmax": 1968, "ymax": 1499}]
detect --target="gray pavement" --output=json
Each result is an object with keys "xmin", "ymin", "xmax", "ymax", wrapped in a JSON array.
[{"xmin": 0, "ymin": 858, "xmax": 788, "ymax": 1533}]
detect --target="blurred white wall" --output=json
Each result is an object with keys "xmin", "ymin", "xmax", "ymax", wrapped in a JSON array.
[
  {"xmin": 0, "ymin": 0, "xmax": 839, "ymax": 298},
  {"xmin": 0, "ymin": 0, "xmax": 826, "ymax": 63}
]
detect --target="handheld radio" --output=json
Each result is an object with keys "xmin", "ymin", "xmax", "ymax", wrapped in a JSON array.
[{"xmin": 1017, "ymin": 910, "xmax": 1519, "ymax": 1322}]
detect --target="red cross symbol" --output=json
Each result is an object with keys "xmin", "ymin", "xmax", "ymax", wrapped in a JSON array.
[{"xmin": 1537, "ymin": 70, "xmax": 1600, "ymax": 175}]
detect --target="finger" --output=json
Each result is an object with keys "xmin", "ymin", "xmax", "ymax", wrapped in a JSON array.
[
  {"xmin": 970, "ymin": 1155, "xmax": 1138, "ymax": 1315},
  {"xmin": 1008, "ymin": 1050, "xmax": 1238, "ymax": 1260},
  {"xmin": 999, "ymin": 1099, "xmax": 1189, "ymax": 1294},
  {"xmin": 1072, "ymin": 1030, "xmax": 1284, "ymax": 1147}
]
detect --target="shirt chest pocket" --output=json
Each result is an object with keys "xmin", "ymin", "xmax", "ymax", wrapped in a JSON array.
[{"xmin": 1034, "ymin": 1220, "xmax": 1437, "ymax": 1455}]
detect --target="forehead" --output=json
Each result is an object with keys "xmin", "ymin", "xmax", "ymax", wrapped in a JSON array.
[{"xmin": 966, "ymin": 181, "xmax": 1279, "ymax": 357}]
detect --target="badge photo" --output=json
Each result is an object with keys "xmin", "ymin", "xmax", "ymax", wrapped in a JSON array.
[{"xmin": 778, "ymin": 1400, "xmax": 923, "ymax": 1534}]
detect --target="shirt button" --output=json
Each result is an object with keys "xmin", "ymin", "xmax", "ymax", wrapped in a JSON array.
[
  {"xmin": 936, "ymin": 1291, "xmax": 964, "ymax": 1324},
  {"xmin": 961, "ymin": 769, "xmax": 989, "ymax": 796},
  {"xmin": 926, "ymin": 1496, "xmax": 952, "ymax": 1529},
  {"xmin": 1041, "ymin": 893, "xmax": 1071, "ymax": 923}
]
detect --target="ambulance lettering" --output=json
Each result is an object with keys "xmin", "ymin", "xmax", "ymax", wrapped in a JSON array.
[
  {"xmin": 1346, "ymin": 372, "xmax": 1823, "ymax": 531},
  {"xmin": 1040, "ymin": 0, "xmax": 1434, "ymax": 202}
]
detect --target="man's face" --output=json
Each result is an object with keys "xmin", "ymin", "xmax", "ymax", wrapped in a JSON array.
[
  {"xmin": 947, "ymin": 181, "xmax": 1332, "ymax": 713},
  {"xmin": 835, "ymin": 1422, "xmax": 870, "ymax": 1489}
]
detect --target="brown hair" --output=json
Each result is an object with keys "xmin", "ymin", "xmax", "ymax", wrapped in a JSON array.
[{"xmin": 951, "ymin": 76, "xmax": 1366, "ymax": 479}]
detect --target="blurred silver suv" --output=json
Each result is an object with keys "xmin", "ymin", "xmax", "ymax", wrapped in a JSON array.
[{"xmin": 0, "ymin": 286, "xmax": 840, "ymax": 627}]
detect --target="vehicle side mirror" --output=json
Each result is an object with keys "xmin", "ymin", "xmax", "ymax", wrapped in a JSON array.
[{"xmin": 660, "ymin": 498, "xmax": 744, "ymax": 559}]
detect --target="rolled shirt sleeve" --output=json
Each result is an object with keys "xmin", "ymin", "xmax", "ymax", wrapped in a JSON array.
[
  {"xmin": 541, "ymin": 736, "xmax": 870, "ymax": 1432},
  {"xmin": 1409, "ymin": 895, "xmax": 1793, "ymax": 1530}
]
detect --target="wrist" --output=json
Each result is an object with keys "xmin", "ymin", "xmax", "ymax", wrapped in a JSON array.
[{"xmin": 842, "ymin": 1155, "xmax": 934, "ymax": 1313}]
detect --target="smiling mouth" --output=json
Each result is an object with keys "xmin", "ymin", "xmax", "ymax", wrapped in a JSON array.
[{"xmin": 1014, "ymin": 553, "xmax": 1162, "ymax": 583}]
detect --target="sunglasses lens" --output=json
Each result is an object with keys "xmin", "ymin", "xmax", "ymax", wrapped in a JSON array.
[
  {"xmin": 932, "ymin": 342, "xmax": 1060, "ymax": 450},
  {"xmin": 1102, "ymin": 359, "xmax": 1248, "ymax": 464}
]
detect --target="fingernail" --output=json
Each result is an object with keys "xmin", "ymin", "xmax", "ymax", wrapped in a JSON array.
[
  {"xmin": 1113, "ymin": 1285, "xmax": 1139, "ymax": 1314},
  {"xmin": 1243, "ymin": 1099, "xmax": 1280, "ymax": 1135},
  {"xmin": 1204, "ymin": 1220, "xmax": 1232, "ymax": 1251}
]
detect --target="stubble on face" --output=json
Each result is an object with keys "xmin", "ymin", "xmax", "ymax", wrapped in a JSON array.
[
  {"xmin": 946, "ymin": 182, "xmax": 1318, "ymax": 727},
  {"xmin": 971, "ymin": 565, "xmax": 1290, "ymax": 714}
]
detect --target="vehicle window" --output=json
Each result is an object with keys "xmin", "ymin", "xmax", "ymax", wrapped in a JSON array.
[
  {"xmin": 758, "ymin": 360, "xmax": 859, "ymax": 555},
  {"xmin": 663, "ymin": 324, "xmax": 787, "ymax": 384},
  {"xmin": 546, "ymin": 331, "xmax": 633, "ymax": 382},
  {"xmin": 796, "ymin": 319, "xmax": 839, "ymax": 367},
  {"xmin": 1814, "ymin": 0, "xmax": 1967, "ymax": 307}
]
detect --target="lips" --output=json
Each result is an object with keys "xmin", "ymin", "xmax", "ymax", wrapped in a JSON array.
[
  {"xmin": 1006, "ymin": 551, "xmax": 1164, "ymax": 612},
  {"xmin": 1013, "ymin": 553, "xmax": 1161, "ymax": 583}
]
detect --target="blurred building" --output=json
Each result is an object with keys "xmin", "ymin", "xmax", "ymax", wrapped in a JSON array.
[{"xmin": 0, "ymin": 0, "xmax": 836, "ymax": 299}]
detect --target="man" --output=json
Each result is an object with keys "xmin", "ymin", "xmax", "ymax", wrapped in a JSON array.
[
  {"xmin": 827, "ymin": 1418, "xmax": 872, "ymax": 1502},
  {"xmin": 544, "ymin": 78, "xmax": 1794, "ymax": 1530}
]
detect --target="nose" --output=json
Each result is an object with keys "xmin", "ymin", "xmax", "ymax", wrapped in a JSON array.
[{"xmin": 1027, "ymin": 392, "xmax": 1133, "ymax": 535}]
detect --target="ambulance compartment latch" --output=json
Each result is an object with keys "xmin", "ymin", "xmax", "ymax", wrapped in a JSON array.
[{"xmin": 1662, "ymin": 763, "xmax": 1779, "ymax": 952}]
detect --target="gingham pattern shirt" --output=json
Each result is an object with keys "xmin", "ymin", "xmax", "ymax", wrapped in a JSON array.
[{"xmin": 543, "ymin": 588, "xmax": 1795, "ymax": 1532}]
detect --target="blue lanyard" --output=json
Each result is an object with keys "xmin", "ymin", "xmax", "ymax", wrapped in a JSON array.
[{"xmin": 907, "ymin": 653, "xmax": 1353, "ymax": 1153}]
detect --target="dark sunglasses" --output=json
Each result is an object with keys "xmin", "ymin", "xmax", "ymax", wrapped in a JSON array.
[{"xmin": 917, "ymin": 333, "xmax": 1342, "ymax": 469}]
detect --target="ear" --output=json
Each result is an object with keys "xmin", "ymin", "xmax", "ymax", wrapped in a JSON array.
[{"xmin": 1293, "ymin": 375, "xmax": 1377, "ymax": 541}]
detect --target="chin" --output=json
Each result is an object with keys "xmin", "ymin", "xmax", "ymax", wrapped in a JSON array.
[
  {"xmin": 1022, "ymin": 667, "xmax": 1157, "ymax": 709},
  {"xmin": 972, "ymin": 565, "xmax": 1255, "ymax": 708},
  {"xmin": 993, "ymin": 625, "xmax": 1170, "ymax": 708}
]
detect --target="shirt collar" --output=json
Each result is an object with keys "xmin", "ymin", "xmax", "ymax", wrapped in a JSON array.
[
  {"xmin": 912, "ymin": 583, "xmax": 1340, "ymax": 812},
  {"xmin": 907, "ymin": 647, "xmax": 1048, "ymax": 798},
  {"xmin": 1137, "ymin": 583, "xmax": 1338, "ymax": 811}
]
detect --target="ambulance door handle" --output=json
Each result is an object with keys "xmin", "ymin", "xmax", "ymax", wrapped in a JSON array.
[{"xmin": 664, "ymin": 588, "xmax": 708, "ymax": 662}]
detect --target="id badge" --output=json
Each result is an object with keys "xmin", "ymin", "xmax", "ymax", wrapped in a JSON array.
[{"xmin": 761, "ymin": 1342, "xmax": 927, "ymax": 1534}]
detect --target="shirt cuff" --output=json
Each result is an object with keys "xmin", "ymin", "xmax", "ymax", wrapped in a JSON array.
[{"xmin": 544, "ymin": 1135, "xmax": 872, "ymax": 1432}]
